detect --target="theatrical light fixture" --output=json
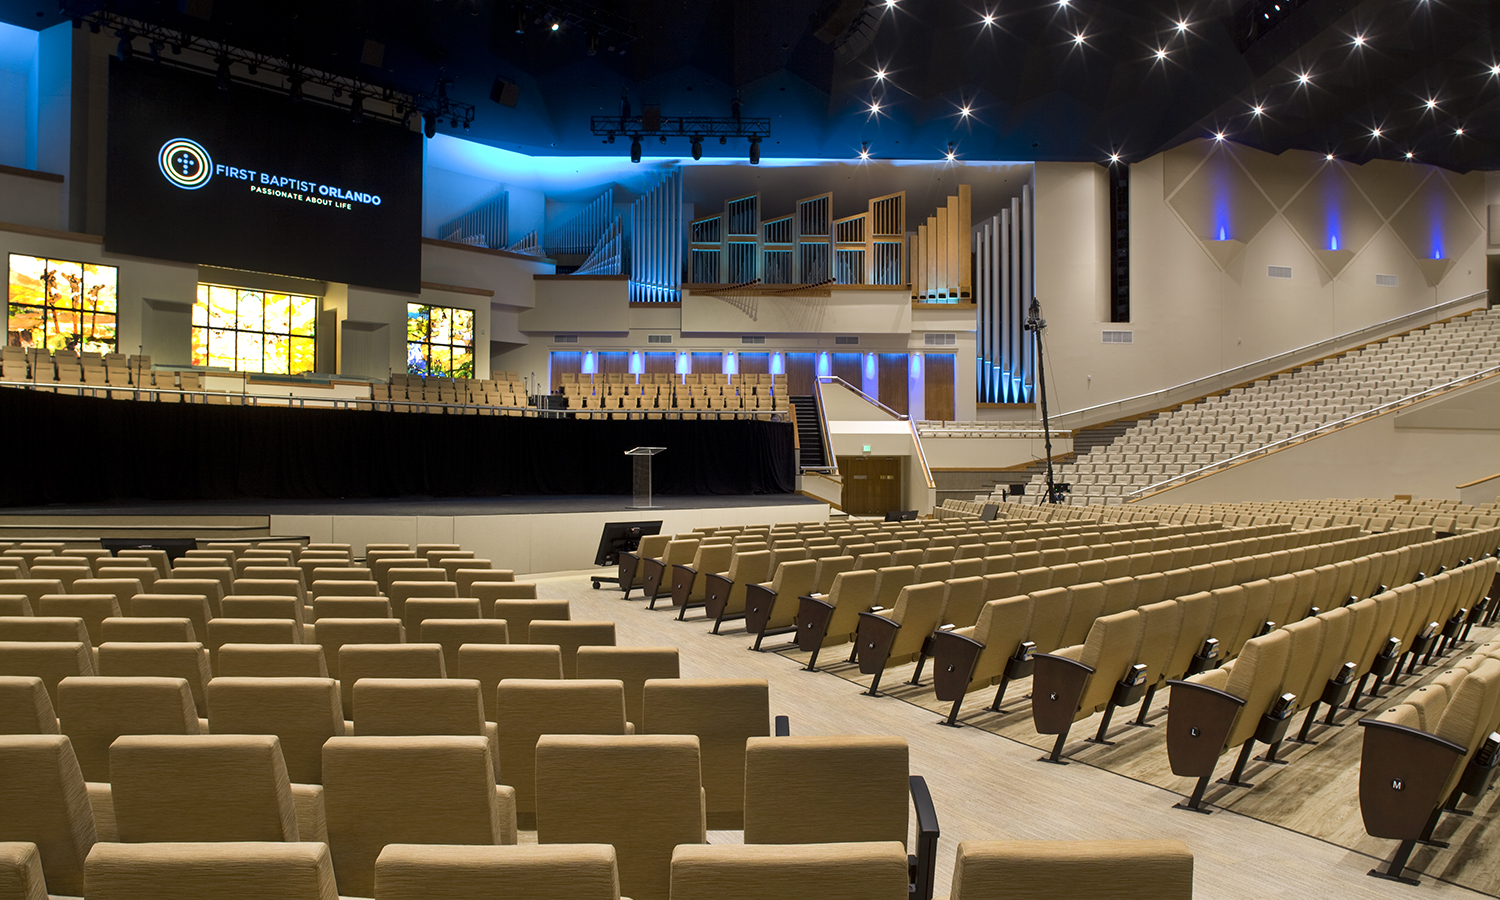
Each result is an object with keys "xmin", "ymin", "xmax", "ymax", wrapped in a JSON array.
[
  {"xmin": 350, "ymin": 92, "xmax": 364, "ymax": 123},
  {"xmin": 288, "ymin": 70, "xmax": 306, "ymax": 102},
  {"xmin": 423, "ymin": 111, "xmax": 437, "ymax": 138},
  {"xmin": 592, "ymin": 110, "xmax": 771, "ymax": 161},
  {"xmin": 630, "ymin": 135, "xmax": 642, "ymax": 162},
  {"xmin": 215, "ymin": 55, "xmax": 231, "ymax": 91},
  {"xmin": 749, "ymin": 137, "xmax": 761, "ymax": 165},
  {"xmin": 690, "ymin": 135, "xmax": 703, "ymax": 160},
  {"xmin": 944, "ymin": 142, "xmax": 957, "ymax": 160},
  {"xmin": 586, "ymin": 27, "xmax": 599, "ymax": 55},
  {"xmin": 116, "ymin": 29, "xmax": 133, "ymax": 62},
  {"xmin": 859, "ymin": 141, "xmax": 870, "ymax": 159}
]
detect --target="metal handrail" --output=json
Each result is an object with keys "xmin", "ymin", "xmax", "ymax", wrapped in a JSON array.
[
  {"xmin": 907, "ymin": 418, "xmax": 936, "ymax": 489},
  {"xmin": 813, "ymin": 376, "xmax": 934, "ymax": 488},
  {"xmin": 0, "ymin": 381, "xmax": 789, "ymax": 421},
  {"xmin": 816, "ymin": 376, "xmax": 908, "ymax": 420},
  {"xmin": 1055, "ymin": 291, "xmax": 1489, "ymax": 430},
  {"xmin": 1126, "ymin": 364, "xmax": 1500, "ymax": 501}
]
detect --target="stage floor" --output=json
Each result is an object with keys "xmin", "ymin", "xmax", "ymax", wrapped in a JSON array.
[{"xmin": 0, "ymin": 493, "xmax": 823, "ymax": 517}]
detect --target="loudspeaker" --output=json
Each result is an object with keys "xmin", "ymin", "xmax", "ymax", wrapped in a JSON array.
[
  {"xmin": 642, "ymin": 104, "xmax": 662, "ymax": 132},
  {"xmin": 489, "ymin": 77, "xmax": 520, "ymax": 108}
]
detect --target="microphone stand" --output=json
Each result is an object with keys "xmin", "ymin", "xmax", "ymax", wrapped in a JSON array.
[{"xmin": 1024, "ymin": 298, "xmax": 1058, "ymax": 505}]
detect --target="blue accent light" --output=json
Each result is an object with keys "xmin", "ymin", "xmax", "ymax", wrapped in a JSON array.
[
  {"xmin": 770, "ymin": 352, "xmax": 784, "ymax": 375},
  {"xmin": 864, "ymin": 353, "xmax": 877, "ymax": 380},
  {"xmin": 817, "ymin": 352, "xmax": 831, "ymax": 377},
  {"xmin": 676, "ymin": 352, "xmax": 690, "ymax": 375},
  {"xmin": 628, "ymin": 351, "xmax": 643, "ymax": 375},
  {"xmin": 1329, "ymin": 234, "xmax": 1339, "ymax": 251},
  {"xmin": 909, "ymin": 353, "xmax": 922, "ymax": 378},
  {"xmin": 1217, "ymin": 225, "xmax": 1227, "ymax": 241},
  {"xmin": 582, "ymin": 351, "xmax": 597, "ymax": 374},
  {"xmin": 723, "ymin": 352, "xmax": 737, "ymax": 375}
]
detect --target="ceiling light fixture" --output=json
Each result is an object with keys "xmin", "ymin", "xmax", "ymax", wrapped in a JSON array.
[
  {"xmin": 630, "ymin": 135, "xmax": 642, "ymax": 163},
  {"xmin": 1174, "ymin": 19, "xmax": 1189, "ymax": 33},
  {"xmin": 690, "ymin": 135, "xmax": 703, "ymax": 160},
  {"xmin": 1424, "ymin": 98, "xmax": 1438, "ymax": 110},
  {"xmin": 1212, "ymin": 131, "xmax": 1226, "ymax": 142},
  {"xmin": 749, "ymin": 137, "xmax": 761, "ymax": 165},
  {"xmin": 859, "ymin": 141, "xmax": 870, "ymax": 159},
  {"xmin": 1153, "ymin": 47, "xmax": 1168, "ymax": 61},
  {"xmin": 1072, "ymin": 32, "xmax": 1086, "ymax": 46},
  {"xmin": 1296, "ymin": 71, "xmax": 1311, "ymax": 86},
  {"xmin": 1404, "ymin": 151, "xmax": 1414, "ymax": 159},
  {"xmin": 873, "ymin": 67, "xmax": 887, "ymax": 81},
  {"xmin": 1108, "ymin": 152, "xmax": 1121, "ymax": 164},
  {"xmin": 958, "ymin": 104, "xmax": 972, "ymax": 118},
  {"xmin": 980, "ymin": 12, "xmax": 995, "ymax": 27},
  {"xmin": 1351, "ymin": 32, "xmax": 1367, "ymax": 47},
  {"xmin": 868, "ymin": 100, "xmax": 882, "ymax": 115},
  {"xmin": 944, "ymin": 142, "xmax": 957, "ymax": 161},
  {"xmin": 1370, "ymin": 127, "xmax": 1382, "ymax": 138},
  {"xmin": 1455, "ymin": 126, "xmax": 1465, "ymax": 136},
  {"xmin": 1251, "ymin": 104, "xmax": 1264, "ymax": 116},
  {"xmin": 1490, "ymin": 64, "xmax": 1500, "ymax": 77},
  {"xmin": 1325, "ymin": 153, "xmax": 1335, "ymax": 161}
]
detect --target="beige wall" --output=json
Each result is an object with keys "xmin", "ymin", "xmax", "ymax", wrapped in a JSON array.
[{"xmin": 1034, "ymin": 145, "xmax": 1489, "ymax": 419}]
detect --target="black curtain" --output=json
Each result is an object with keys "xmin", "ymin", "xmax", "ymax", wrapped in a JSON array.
[{"xmin": 0, "ymin": 388, "xmax": 797, "ymax": 506}]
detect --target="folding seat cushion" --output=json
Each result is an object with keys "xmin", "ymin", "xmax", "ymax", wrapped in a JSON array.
[
  {"xmin": 575, "ymin": 647, "xmax": 679, "ymax": 729},
  {"xmin": 494, "ymin": 679, "xmax": 629, "ymax": 827},
  {"xmin": 0, "ymin": 676, "xmax": 58, "ymax": 735},
  {"xmin": 35, "ymin": 596, "xmax": 118, "ymax": 648},
  {"xmin": 216, "ymin": 644, "xmax": 329, "ymax": 678},
  {"xmin": 100, "ymin": 616, "xmax": 196, "ymax": 643},
  {"xmin": 82, "ymin": 841, "xmax": 337, "ymax": 900},
  {"xmin": 0, "ymin": 841, "xmax": 47, "ymax": 900},
  {"xmin": 55, "ymin": 676, "xmax": 200, "ymax": 782},
  {"xmin": 404, "ymin": 598, "xmax": 481, "ymax": 634},
  {"xmin": 337, "ymin": 644, "xmax": 445, "ymax": 713},
  {"xmin": 642, "ymin": 678, "xmax": 768, "ymax": 830},
  {"xmin": 0, "ymin": 642, "xmax": 95, "ymax": 708},
  {"xmin": 669, "ymin": 842, "xmax": 908, "ymax": 900},
  {"xmin": 206, "ymin": 677, "xmax": 345, "ymax": 784},
  {"xmin": 458, "ymin": 645, "xmax": 563, "ymax": 722},
  {"xmin": 534, "ymin": 735, "xmax": 705, "ymax": 900},
  {"xmin": 527, "ymin": 621, "xmax": 615, "ymax": 677},
  {"xmin": 420, "ymin": 619, "xmax": 509, "ymax": 674},
  {"xmin": 312, "ymin": 596, "xmax": 390, "ymax": 618},
  {"xmin": 96, "ymin": 642, "xmax": 213, "ymax": 715},
  {"xmin": 314, "ymin": 618, "xmax": 405, "ymax": 681},
  {"xmin": 947, "ymin": 840, "xmax": 1194, "ymax": 900},
  {"xmin": 374, "ymin": 843, "xmax": 622, "ymax": 900},
  {"xmin": 322, "ymin": 735, "xmax": 517, "ymax": 897},
  {"xmin": 0, "ymin": 735, "xmax": 97, "ymax": 895},
  {"xmin": 107, "ymin": 734, "xmax": 303, "ymax": 842}
]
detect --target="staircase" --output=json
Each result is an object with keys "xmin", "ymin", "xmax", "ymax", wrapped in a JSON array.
[{"xmin": 791, "ymin": 395, "xmax": 830, "ymax": 470}]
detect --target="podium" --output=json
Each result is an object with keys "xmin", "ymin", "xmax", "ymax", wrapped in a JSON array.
[{"xmin": 625, "ymin": 447, "xmax": 667, "ymax": 509}]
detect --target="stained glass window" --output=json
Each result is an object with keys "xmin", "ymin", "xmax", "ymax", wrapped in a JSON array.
[
  {"xmin": 407, "ymin": 303, "xmax": 475, "ymax": 378},
  {"xmin": 7, "ymin": 254, "xmax": 119, "ymax": 353},
  {"xmin": 192, "ymin": 285, "xmax": 317, "ymax": 375}
]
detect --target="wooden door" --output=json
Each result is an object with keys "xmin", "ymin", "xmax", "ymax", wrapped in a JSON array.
[
  {"xmin": 785, "ymin": 352, "xmax": 816, "ymax": 396},
  {"xmin": 839, "ymin": 456, "xmax": 904, "ymax": 516},
  {"xmin": 924, "ymin": 353, "xmax": 955, "ymax": 421}
]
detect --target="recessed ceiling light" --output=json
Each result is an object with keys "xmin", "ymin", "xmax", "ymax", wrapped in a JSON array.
[
  {"xmin": 1351, "ymin": 32, "xmax": 1367, "ymax": 47},
  {"xmin": 1153, "ymin": 47, "xmax": 1168, "ymax": 61},
  {"xmin": 1212, "ymin": 131, "xmax": 1226, "ymax": 141},
  {"xmin": 1424, "ymin": 98, "xmax": 1438, "ymax": 110},
  {"xmin": 1174, "ymin": 19, "xmax": 1189, "ymax": 33},
  {"xmin": 1058, "ymin": 0, "xmax": 1069, "ymax": 6},
  {"xmin": 1455, "ymin": 126, "xmax": 1465, "ymax": 135},
  {"xmin": 944, "ymin": 142, "xmax": 957, "ymax": 161},
  {"xmin": 958, "ymin": 104, "xmax": 972, "ymax": 118},
  {"xmin": 1404, "ymin": 151, "xmax": 1414, "ymax": 159},
  {"xmin": 1250, "ymin": 104, "xmax": 1264, "ymax": 116},
  {"xmin": 1072, "ymin": 32, "xmax": 1086, "ymax": 46},
  {"xmin": 1296, "ymin": 71, "xmax": 1312, "ymax": 86},
  {"xmin": 859, "ymin": 142, "xmax": 870, "ymax": 159},
  {"xmin": 1325, "ymin": 153, "xmax": 1335, "ymax": 161},
  {"xmin": 873, "ymin": 67, "xmax": 887, "ymax": 81},
  {"xmin": 1490, "ymin": 64, "xmax": 1500, "ymax": 77},
  {"xmin": 868, "ymin": 101, "xmax": 881, "ymax": 114},
  {"xmin": 1108, "ymin": 152, "xmax": 1121, "ymax": 163},
  {"xmin": 1370, "ymin": 127, "xmax": 1382, "ymax": 138},
  {"xmin": 980, "ymin": 12, "xmax": 995, "ymax": 27},
  {"xmin": 884, "ymin": 0, "xmax": 897, "ymax": 8}
]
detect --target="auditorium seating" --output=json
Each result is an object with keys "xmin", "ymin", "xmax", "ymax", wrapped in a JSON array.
[
  {"xmin": 494, "ymin": 679, "xmax": 629, "ymax": 828},
  {"xmin": 374, "ymin": 843, "xmax": 623, "ymax": 900},
  {"xmin": 0, "ymin": 735, "xmax": 98, "ymax": 896}
]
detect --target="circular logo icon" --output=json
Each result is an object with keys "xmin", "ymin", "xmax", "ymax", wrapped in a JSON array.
[{"xmin": 158, "ymin": 138, "xmax": 213, "ymax": 190}]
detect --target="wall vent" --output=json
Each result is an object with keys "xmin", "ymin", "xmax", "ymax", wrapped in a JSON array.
[
  {"xmin": 647, "ymin": 334, "xmax": 673, "ymax": 344},
  {"xmin": 923, "ymin": 333, "xmax": 957, "ymax": 346},
  {"xmin": 834, "ymin": 336, "xmax": 860, "ymax": 345},
  {"xmin": 740, "ymin": 335, "xmax": 766, "ymax": 344},
  {"xmin": 1267, "ymin": 265, "xmax": 1293, "ymax": 279},
  {"xmin": 1101, "ymin": 330, "xmax": 1134, "ymax": 344},
  {"xmin": 1375, "ymin": 274, "xmax": 1399, "ymax": 287},
  {"xmin": 554, "ymin": 334, "xmax": 578, "ymax": 343}
]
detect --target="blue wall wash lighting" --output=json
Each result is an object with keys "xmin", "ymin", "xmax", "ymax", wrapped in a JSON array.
[
  {"xmin": 1329, "ymin": 234, "xmax": 1339, "ymax": 251},
  {"xmin": 628, "ymin": 351, "xmax": 643, "ymax": 375},
  {"xmin": 864, "ymin": 353, "xmax": 877, "ymax": 380},
  {"xmin": 723, "ymin": 352, "xmax": 737, "ymax": 375},
  {"xmin": 817, "ymin": 352, "xmax": 831, "ymax": 378},
  {"xmin": 770, "ymin": 352, "xmax": 784, "ymax": 376},
  {"xmin": 581, "ymin": 350, "xmax": 597, "ymax": 374},
  {"xmin": 909, "ymin": 353, "xmax": 922, "ymax": 378},
  {"xmin": 675, "ymin": 352, "xmax": 690, "ymax": 375}
]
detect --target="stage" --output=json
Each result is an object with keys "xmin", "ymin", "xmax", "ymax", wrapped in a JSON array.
[{"xmin": 0, "ymin": 494, "xmax": 831, "ymax": 574}]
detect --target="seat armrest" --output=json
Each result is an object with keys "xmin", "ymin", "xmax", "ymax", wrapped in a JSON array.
[
  {"xmin": 908, "ymin": 775, "xmax": 940, "ymax": 900},
  {"xmin": 1030, "ymin": 652, "xmax": 1097, "ymax": 736},
  {"xmin": 1357, "ymin": 719, "xmax": 1468, "ymax": 841},
  {"xmin": 1164, "ymin": 679, "xmax": 1247, "ymax": 780}
]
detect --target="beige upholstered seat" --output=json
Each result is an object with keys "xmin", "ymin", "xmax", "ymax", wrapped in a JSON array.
[
  {"xmin": 575, "ymin": 646, "xmax": 679, "ymax": 728},
  {"xmin": 642, "ymin": 678, "xmax": 768, "ymax": 829},
  {"xmin": 670, "ymin": 842, "xmax": 909, "ymax": 900},
  {"xmin": 100, "ymin": 617, "xmax": 196, "ymax": 643},
  {"xmin": 946, "ymin": 840, "xmax": 1194, "ymax": 900},
  {"xmin": 527, "ymin": 621, "xmax": 615, "ymax": 677},
  {"xmin": 206, "ymin": 677, "xmax": 345, "ymax": 784},
  {"xmin": 35, "ymin": 596, "xmax": 118, "ymax": 647},
  {"xmin": 322, "ymin": 735, "xmax": 518, "ymax": 897},
  {"xmin": 0, "ymin": 616, "xmax": 92, "ymax": 650},
  {"xmin": 404, "ymin": 598, "xmax": 481, "ymax": 635},
  {"xmin": 206, "ymin": 619, "xmax": 303, "ymax": 672},
  {"xmin": 56, "ymin": 676, "xmax": 201, "ymax": 782},
  {"xmin": 312, "ymin": 596, "xmax": 391, "ymax": 619},
  {"xmin": 216, "ymin": 644, "xmax": 329, "ymax": 678},
  {"xmin": 0, "ymin": 841, "xmax": 47, "ymax": 900},
  {"xmin": 151, "ymin": 578, "xmax": 226, "ymax": 614},
  {"xmin": 96, "ymin": 641, "xmax": 213, "ymax": 715},
  {"xmin": 0, "ymin": 597, "xmax": 31, "ymax": 617},
  {"xmin": 455, "ymin": 569, "xmax": 515, "ymax": 596},
  {"xmin": 744, "ymin": 735, "xmax": 910, "ymax": 847},
  {"xmin": 353, "ymin": 678, "xmax": 496, "ymax": 753},
  {"xmin": 388, "ymin": 580, "xmax": 459, "ymax": 622},
  {"xmin": 374, "ymin": 843, "xmax": 621, "ymax": 900},
  {"xmin": 72, "ymin": 579, "xmax": 144, "ymax": 617},
  {"xmin": 419, "ymin": 619, "xmax": 509, "ymax": 674},
  {"xmin": 108, "ymin": 734, "xmax": 310, "ymax": 842},
  {"xmin": 128, "ymin": 595, "xmax": 213, "ymax": 646},
  {"xmin": 488, "ymin": 599, "xmax": 569, "ymax": 642},
  {"xmin": 0, "ymin": 642, "xmax": 95, "ymax": 708},
  {"xmin": 494, "ymin": 679, "xmax": 628, "ymax": 827},
  {"xmin": 337, "ymin": 644, "xmax": 445, "ymax": 714},
  {"xmin": 535, "ymin": 734, "xmax": 705, "ymax": 900},
  {"xmin": 314, "ymin": 618, "xmax": 405, "ymax": 681},
  {"xmin": 82, "ymin": 841, "xmax": 338, "ymax": 900},
  {"xmin": 0, "ymin": 676, "xmax": 58, "ymax": 735},
  {"xmin": 0, "ymin": 735, "xmax": 98, "ymax": 895},
  {"xmin": 475, "ymin": 582, "xmax": 538, "ymax": 602},
  {"xmin": 458, "ymin": 645, "xmax": 563, "ymax": 722}
]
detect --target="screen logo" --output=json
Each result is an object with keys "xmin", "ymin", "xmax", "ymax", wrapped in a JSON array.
[{"xmin": 158, "ymin": 138, "xmax": 213, "ymax": 190}]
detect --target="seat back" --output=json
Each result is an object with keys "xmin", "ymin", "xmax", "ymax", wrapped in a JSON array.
[
  {"xmin": 884, "ymin": 583, "xmax": 949, "ymax": 664},
  {"xmin": 109, "ymin": 734, "xmax": 299, "ymax": 841},
  {"xmin": 374, "ymin": 843, "xmax": 621, "ymax": 900},
  {"xmin": 527, "ymin": 621, "xmax": 615, "ymax": 677},
  {"xmin": 83, "ymin": 841, "xmax": 337, "ymax": 900},
  {"xmin": 322, "ymin": 735, "xmax": 507, "ymax": 897},
  {"xmin": 494, "ymin": 679, "xmax": 628, "ymax": 824},
  {"xmin": 0, "ymin": 642, "xmax": 94, "ymax": 708},
  {"xmin": 100, "ymin": 617, "xmax": 196, "ymax": 643},
  {"xmin": 488, "ymin": 599, "xmax": 570, "ymax": 643},
  {"xmin": 420, "ymin": 619, "xmax": 510, "ymax": 675},
  {"xmin": 948, "ymin": 840, "xmax": 1193, "ymax": 900},
  {"xmin": 96, "ymin": 641, "xmax": 213, "ymax": 714},
  {"xmin": 314, "ymin": 618, "xmax": 405, "ymax": 682},
  {"xmin": 574, "ymin": 647, "xmax": 679, "ymax": 728},
  {"xmin": 354, "ymin": 678, "xmax": 486, "ymax": 738},
  {"xmin": 0, "ymin": 735, "xmax": 97, "ymax": 895},
  {"xmin": 535, "ymin": 734, "xmax": 704, "ymax": 900},
  {"xmin": 670, "ymin": 842, "xmax": 908, "ymax": 900},
  {"xmin": 742, "ymin": 735, "xmax": 907, "ymax": 846},
  {"xmin": 642, "ymin": 678, "xmax": 767, "ymax": 830},
  {"xmin": 337, "ymin": 644, "xmax": 445, "ymax": 713},
  {"xmin": 404, "ymin": 598, "xmax": 482, "ymax": 635},
  {"xmin": 55, "ymin": 675, "xmax": 201, "ymax": 781},
  {"xmin": 0, "ymin": 676, "xmax": 58, "ymax": 735},
  {"xmin": 217, "ymin": 644, "xmax": 329, "ymax": 678},
  {"xmin": 206, "ymin": 677, "xmax": 344, "ymax": 784}
]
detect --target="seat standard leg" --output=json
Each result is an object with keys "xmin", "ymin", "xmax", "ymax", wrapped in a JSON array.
[
  {"xmin": 1087, "ymin": 703, "xmax": 1118, "ymax": 745},
  {"xmin": 848, "ymin": 642, "xmax": 860, "ymax": 663},
  {"xmin": 942, "ymin": 694, "xmax": 965, "ymax": 728},
  {"xmin": 1349, "ymin": 673, "xmax": 1370, "ymax": 710},
  {"xmin": 1256, "ymin": 737, "xmax": 1289, "ymax": 765},
  {"xmin": 1133, "ymin": 684, "xmax": 1159, "ymax": 727},
  {"xmin": 1293, "ymin": 701, "xmax": 1322, "ymax": 744},
  {"xmin": 1219, "ymin": 739, "xmax": 1257, "ymax": 788},
  {"xmin": 1369, "ymin": 840, "xmax": 1421, "ymax": 885},
  {"xmin": 988, "ymin": 676, "xmax": 1013, "ymax": 713},
  {"xmin": 805, "ymin": 644, "xmax": 824, "ymax": 672},
  {"xmin": 1174, "ymin": 774, "xmax": 1214, "ymax": 814},
  {"xmin": 1040, "ymin": 730, "xmax": 1070, "ymax": 765},
  {"xmin": 908, "ymin": 652, "xmax": 929, "ymax": 686},
  {"xmin": 865, "ymin": 669, "xmax": 885, "ymax": 698}
]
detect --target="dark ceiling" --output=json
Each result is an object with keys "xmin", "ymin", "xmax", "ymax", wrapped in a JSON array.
[{"xmin": 3, "ymin": 0, "xmax": 1497, "ymax": 171}]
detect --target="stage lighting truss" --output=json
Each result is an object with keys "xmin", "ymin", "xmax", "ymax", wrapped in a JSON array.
[
  {"xmin": 62, "ymin": 5, "xmax": 476, "ymax": 133},
  {"xmin": 591, "ymin": 115, "xmax": 772, "ymax": 150}
]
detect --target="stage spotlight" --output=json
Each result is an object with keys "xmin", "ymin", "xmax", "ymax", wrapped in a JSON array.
[
  {"xmin": 586, "ymin": 27, "xmax": 599, "ymax": 55},
  {"xmin": 718, "ymin": 136, "xmax": 726, "ymax": 144},
  {"xmin": 424, "ymin": 111, "xmax": 438, "ymax": 138},
  {"xmin": 116, "ymin": 30, "xmax": 134, "ymax": 62},
  {"xmin": 450, "ymin": 116, "xmax": 459, "ymax": 128},
  {"xmin": 690, "ymin": 135, "xmax": 703, "ymax": 160},
  {"xmin": 215, "ymin": 56, "xmax": 232, "ymax": 91},
  {"xmin": 350, "ymin": 93, "xmax": 364, "ymax": 123},
  {"xmin": 749, "ymin": 137, "xmax": 761, "ymax": 165},
  {"xmin": 630, "ymin": 135, "xmax": 642, "ymax": 163}
]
